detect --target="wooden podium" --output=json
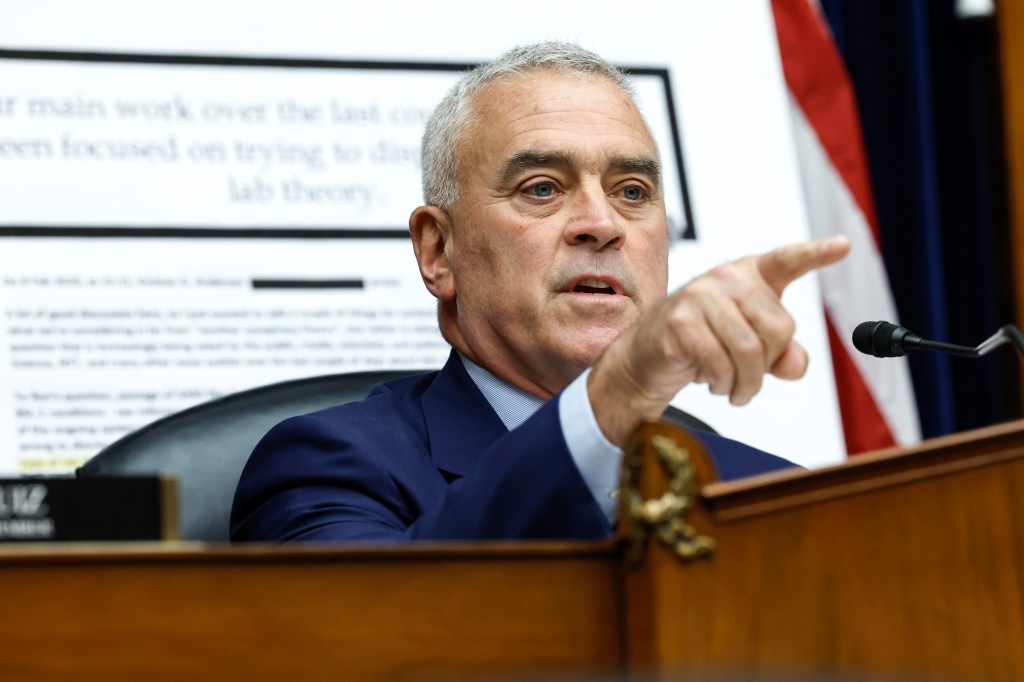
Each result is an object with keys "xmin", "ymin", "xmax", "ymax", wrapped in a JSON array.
[{"xmin": 2, "ymin": 420, "xmax": 1024, "ymax": 680}]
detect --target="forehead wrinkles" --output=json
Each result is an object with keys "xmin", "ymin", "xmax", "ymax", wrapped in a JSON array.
[
  {"xmin": 461, "ymin": 75, "xmax": 657, "ymax": 186},
  {"xmin": 496, "ymin": 82, "xmax": 648, "ymax": 140}
]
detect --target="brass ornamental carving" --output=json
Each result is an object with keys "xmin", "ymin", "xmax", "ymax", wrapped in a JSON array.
[{"xmin": 621, "ymin": 432, "xmax": 716, "ymax": 565}]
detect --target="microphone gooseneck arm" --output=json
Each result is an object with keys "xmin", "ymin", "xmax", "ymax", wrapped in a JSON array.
[{"xmin": 973, "ymin": 325, "xmax": 1024, "ymax": 358}]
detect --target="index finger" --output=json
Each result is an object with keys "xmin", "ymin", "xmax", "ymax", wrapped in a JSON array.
[{"xmin": 757, "ymin": 235, "xmax": 851, "ymax": 295}]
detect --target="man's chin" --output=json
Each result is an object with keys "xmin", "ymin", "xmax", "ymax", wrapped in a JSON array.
[{"xmin": 557, "ymin": 328, "xmax": 625, "ymax": 369}]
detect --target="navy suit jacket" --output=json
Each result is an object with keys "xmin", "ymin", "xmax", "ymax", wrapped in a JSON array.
[{"xmin": 230, "ymin": 351, "xmax": 794, "ymax": 542}]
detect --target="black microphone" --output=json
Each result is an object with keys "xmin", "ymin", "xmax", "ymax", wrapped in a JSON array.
[{"xmin": 852, "ymin": 321, "xmax": 1024, "ymax": 359}]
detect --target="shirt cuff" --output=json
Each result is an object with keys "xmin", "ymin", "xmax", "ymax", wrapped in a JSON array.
[{"xmin": 558, "ymin": 368, "xmax": 624, "ymax": 525}]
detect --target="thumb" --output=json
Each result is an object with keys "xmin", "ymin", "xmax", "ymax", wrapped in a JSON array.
[{"xmin": 770, "ymin": 340, "xmax": 809, "ymax": 380}]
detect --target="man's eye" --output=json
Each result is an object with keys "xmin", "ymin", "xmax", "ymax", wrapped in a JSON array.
[
  {"xmin": 529, "ymin": 182, "xmax": 555, "ymax": 198},
  {"xmin": 622, "ymin": 185, "xmax": 646, "ymax": 201}
]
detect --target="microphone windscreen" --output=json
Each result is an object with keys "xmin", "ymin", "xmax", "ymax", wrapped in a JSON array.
[
  {"xmin": 852, "ymin": 321, "xmax": 881, "ymax": 355},
  {"xmin": 852, "ymin": 321, "xmax": 899, "ymax": 357}
]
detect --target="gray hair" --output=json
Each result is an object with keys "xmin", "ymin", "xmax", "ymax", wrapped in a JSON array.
[{"xmin": 420, "ymin": 41, "xmax": 638, "ymax": 209}]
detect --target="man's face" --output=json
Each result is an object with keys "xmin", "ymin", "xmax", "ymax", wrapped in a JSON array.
[{"xmin": 440, "ymin": 71, "xmax": 669, "ymax": 397}]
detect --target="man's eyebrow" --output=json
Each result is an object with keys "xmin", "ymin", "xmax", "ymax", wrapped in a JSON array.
[
  {"xmin": 495, "ymin": 149, "xmax": 580, "ymax": 190},
  {"xmin": 608, "ymin": 155, "xmax": 662, "ymax": 191}
]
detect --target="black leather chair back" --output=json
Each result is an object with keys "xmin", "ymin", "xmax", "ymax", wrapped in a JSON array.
[{"xmin": 77, "ymin": 370, "xmax": 420, "ymax": 542}]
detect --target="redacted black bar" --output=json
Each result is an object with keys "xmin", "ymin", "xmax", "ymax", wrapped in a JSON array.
[{"xmin": 251, "ymin": 278, "xmax": 365, "ymax": 290}]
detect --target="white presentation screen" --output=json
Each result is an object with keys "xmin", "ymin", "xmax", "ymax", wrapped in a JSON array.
[{"xmin": 0, "ymin": 0, "xmax": 845, "ymax": 472}]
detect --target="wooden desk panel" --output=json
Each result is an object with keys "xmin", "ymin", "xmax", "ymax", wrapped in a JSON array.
[
  {"xmin": 0, "ymin": 543, "xmax": 623, "ymax": 680},
  {"xmin": 624, "ymin": 420, "xmax": 1024, "ymax": 681}
]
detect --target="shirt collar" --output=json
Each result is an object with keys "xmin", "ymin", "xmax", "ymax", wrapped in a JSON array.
[{"xmin": 459, "ymin": 354, "xmax": 545, "ymax": 431}]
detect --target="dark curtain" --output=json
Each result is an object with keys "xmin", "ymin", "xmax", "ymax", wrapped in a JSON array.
[{"xmin": 819, "ymin": 0, "xmax": 1018, "ymax": 438}]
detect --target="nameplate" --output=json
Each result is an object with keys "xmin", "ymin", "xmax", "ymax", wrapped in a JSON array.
[{"xmin": 0, "ymin": 476, "xmax": 179, "ymax": 542}]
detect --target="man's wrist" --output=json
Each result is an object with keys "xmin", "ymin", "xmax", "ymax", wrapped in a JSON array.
[{"xmin": 586, "ymin": 345, "xmax": 668, "ymax": 447}]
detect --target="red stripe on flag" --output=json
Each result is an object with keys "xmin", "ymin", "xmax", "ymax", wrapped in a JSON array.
[
  {"xmin": 826, "ymin": 315, "xmax": 898, "ymax": 452},
  {"xmin": 771, "ymin": 0, "xmax": 882, "ymax": 246}
]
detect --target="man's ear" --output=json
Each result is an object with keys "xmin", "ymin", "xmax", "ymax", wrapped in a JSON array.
[{"xmin": 409, "ymin": 205, "xmax": 456, "ymax": 302}]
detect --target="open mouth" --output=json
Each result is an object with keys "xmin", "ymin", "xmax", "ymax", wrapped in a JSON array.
[{"xmin": 571, "ymin": 278, "xmax": 617, "ymax": 295}]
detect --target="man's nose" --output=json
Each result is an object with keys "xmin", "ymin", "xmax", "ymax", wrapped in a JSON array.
[{"xmin": 563, "ymin": 185, "xmax": 625, "ymax": 251}]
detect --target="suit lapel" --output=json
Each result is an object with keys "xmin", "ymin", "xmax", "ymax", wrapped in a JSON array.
[{"xmin": 422, "ymin": 351, "xmax": 508, "ymax": 479}]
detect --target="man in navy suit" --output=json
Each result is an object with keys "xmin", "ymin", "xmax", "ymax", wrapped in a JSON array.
[{"xmin": 231, "ymin": 42, "xmax": 849, "ymax": 542}]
